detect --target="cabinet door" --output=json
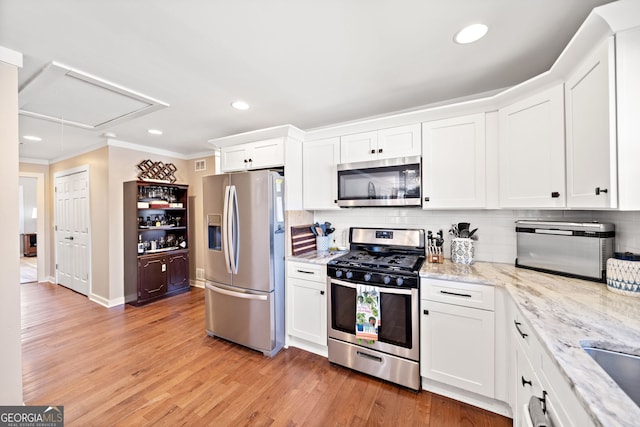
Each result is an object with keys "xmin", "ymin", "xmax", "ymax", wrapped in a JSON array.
[
  {"xmin": 167, "ymin": 251, "xmax": 189, "ymax": 293},
  {"xmin": 340, "ymin": 131, "xmax": 377, "ymax": 163},
  {"xmin": 138, "ymin": 255, "xmax": 167, "ymax": 301},
  {"xmin": 377, "ymin": 124, "xmax": 421, "ymax": 160},
  {"xmin": 498, "ymin": 84, "xmax": 565, "ymax": 208},
  {"xmin": 250, "ymin": 138, "xmax": 285, "ymax": 169},
  {"xmin": 514, "ymin": 342, "xmax": 544, "ymax": 427},
  {"xmin": 422, "ymin": 114, "xmax": 486, "ymax": 208},
  {"xmin": 303, "ymin": 138, "xmax": 340, "ymax": 210},
  {"xmin": 420, "ymin": 299, "xmax": 495, "ymax": 397},
  {"xmin": 287, "ymin": 277, "xmax": 327, "ymax": 346},
  {"xmin": 221, "ymin": 145, "xmax": 250, "ymax": 172},
  {"xmin": 565, "ymin": 37, "xmax": 617, "ymax": 208}
]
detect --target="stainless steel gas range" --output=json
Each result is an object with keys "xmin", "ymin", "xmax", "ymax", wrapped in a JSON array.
[{"xmin": 326, "ymin": 227, "xmax": 425, "ymax": 390}]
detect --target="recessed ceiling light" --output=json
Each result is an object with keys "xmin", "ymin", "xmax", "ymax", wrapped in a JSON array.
[
  {"xmin": 147, "ymin": 129, "xmax": 163, "ymax": 135},
  {"xmin": 231, "ymin": 100, "xmax": 250, "ymax": 110},
  {"xmin": 454, "ymin": 24, "xmax": 488, "ymax": 44},
  {"xmin": 23, "ymin": 135, "xmax": 42, "ymax": 142}
]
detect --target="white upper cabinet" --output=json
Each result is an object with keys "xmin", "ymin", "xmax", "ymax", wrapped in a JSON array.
[
  {"xmin": 340, "ymin": 124, "xmax": 420, "ymax": 163},
  {"xmin": 303, "ymin": 138, "xmax": 340, "ymax": 210},
  {"xmin": 615, "ymin": 26, "xmax": 640, "ymax": 210},
  {"xmin": 422, "ymin": 113, "xmax": 486, "ymax": 209},
  {"xmin": 498, "ymin": 84, "xmax": 566, "ymax": 208},
  {"xmin": 565, "ymin": 37, "xmax": 617, "ymax": 208},
  {"xmin": 220, "ymin": 138, "xmax": 285, "ymax": 172}
]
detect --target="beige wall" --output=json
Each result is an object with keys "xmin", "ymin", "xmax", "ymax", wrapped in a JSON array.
[
  {"xmin": 185, "ymin": 155, "xmax": 218, "ymax": 284},
  {"xmin": 0, "ymin": 60, "xmax": 23, "ymax": 404}
]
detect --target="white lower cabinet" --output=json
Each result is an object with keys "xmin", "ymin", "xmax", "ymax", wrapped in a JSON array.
[
  {"xmin": 420, "ymin": 279, "xmax": 496, "ymax": 399},
  {"xmin": 508, "ymin": 299, "xmax": 594, "ymax": 427},
  {"xmin": 286, "ymin": 261, "xmax": 328, "ymax": 356}
]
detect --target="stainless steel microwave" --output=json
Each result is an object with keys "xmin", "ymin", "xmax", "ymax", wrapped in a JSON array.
[{"xmin": 337, "ymin": 156, "xmax": 422, "ymax": 207}]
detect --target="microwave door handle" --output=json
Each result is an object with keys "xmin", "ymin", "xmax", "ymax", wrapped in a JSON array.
[
  {"xmin": 222, "ymin": 185, "xmax": 232, "ymax": 274},
  {"xmin": 228, "ymin": 185, "xmax": 239, "ymax": 274}
]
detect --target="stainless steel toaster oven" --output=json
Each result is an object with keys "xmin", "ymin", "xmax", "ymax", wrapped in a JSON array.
[{"xmin": 515, "ymin": 220, "xmax": 615, "ymax": 282}]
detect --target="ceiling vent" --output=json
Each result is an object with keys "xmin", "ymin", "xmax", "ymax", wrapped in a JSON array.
[{"xmin": 18, "ymin": 61, "xmax": 169, "ymax": 130}]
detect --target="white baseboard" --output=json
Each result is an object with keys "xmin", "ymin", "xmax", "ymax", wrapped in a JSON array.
[
  {"xmin": 190, "ymin": 279, "xmax": 205, "ymax": 289},
  {"xmin": 46, "ymin": 276, "xmax": 56, "ymax": 284},
  {"xmin": 89, "ymin": 293, "xmax": 124, "ymax": 308}
]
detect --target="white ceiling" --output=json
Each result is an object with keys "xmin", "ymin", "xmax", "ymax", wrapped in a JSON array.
[{"xmin": 1, "ymin": 0, "xmax": 615, "ymax": 162}]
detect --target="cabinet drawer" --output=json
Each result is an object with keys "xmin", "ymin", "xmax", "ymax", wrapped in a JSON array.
[
  {"xmin": 287, "ymin": 261, "xmax": 326, "ymax": 283},
  {"xmin": 422, "ymin": 278, "xmax": 495, "ymax": 311}
]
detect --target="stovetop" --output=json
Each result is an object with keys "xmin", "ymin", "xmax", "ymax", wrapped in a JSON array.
[
  {"xmin": 329, "ymin": 250, "xmax": 423, "ymax": 272},
  {"xmin": 327, "ymin": 227, "xmax": 426, "ymax": 288}
]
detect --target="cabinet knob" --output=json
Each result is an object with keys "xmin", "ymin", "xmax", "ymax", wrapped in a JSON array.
[
  {"xmin": 248, "ymin": 158, "xmax": 253, "ymax": 163},
  {"xmin": 378, "ymin": 148, "xmax": 383, "ymax": 153},
  {"xmin": 423, "ymin": 309, "xmax": 429, "ymax": 315},
  {"xmin": 521, "ymin": 376, "xmax": 533, "ymax": 388},
  {"xmin": 424, "ymin": 197, "xmax": 430, "ymax": 202},
  {"xmin": 244, "ymin": 159, "xmax": 248, "ymax": 163},
  {"xmin": 370, "ymin": 149, "xmax": 376, "ymax": 154},
  {"xmin": 595, "ymin": 187, "xmax": 608, "ymax": 195},
  {"xmin": 320, "ymin": 290, "xmax": 325, "ymax": 295},
  {"xmin": 551, "ymin": 192, "xmax": 560, "ymax": 198},
  {"xmin": 334, "ymin": 199, "xmax": 338, "ymax": 204}
]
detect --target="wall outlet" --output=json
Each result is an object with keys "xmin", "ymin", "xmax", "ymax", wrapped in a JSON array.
[{"xmin": 196, "ymin": 268, "xmax": 205, "ymax": 280}]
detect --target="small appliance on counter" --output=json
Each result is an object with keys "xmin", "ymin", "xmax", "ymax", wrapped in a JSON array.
[{"xmin": 515, "ymin": 220, "xmax": 615, "ymax": 282}]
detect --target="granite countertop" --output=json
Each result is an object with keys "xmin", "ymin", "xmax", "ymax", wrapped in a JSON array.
[
  {"xmin": 287, "ymin": 250, "xmax": 348, "ymax": 265},
  {"xmin": 421, "ymin": 261, "xmax": 640, "ymax": 427}
]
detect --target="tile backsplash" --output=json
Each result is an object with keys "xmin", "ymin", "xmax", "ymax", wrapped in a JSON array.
[{"xmin": 314, "ymin": 209, "xmax": 640, "ymax": 264}]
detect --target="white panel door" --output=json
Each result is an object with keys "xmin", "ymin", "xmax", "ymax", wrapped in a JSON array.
[
  {"xmin": 498, "ymin": 84, "xmax": 566, "ymax": 208},
  {"xmin": 422, "ymin": 114, "xmax": 486, "ymax": 208},
  {"xmin": 55, "ymin": 170, "xmax": 90, "ymax": 295}
]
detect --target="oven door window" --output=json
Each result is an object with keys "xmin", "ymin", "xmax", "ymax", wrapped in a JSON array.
[
  {"xmin": 331, "ymin": 282, "xmax": 413, "ymax": 349},
  {"xmin": 331, "ymin": 282, "xmax": 356, "ymax": 334},
  {"xmin": 378, "ymin": 291, "xmax": 412, "ymax": 348}
]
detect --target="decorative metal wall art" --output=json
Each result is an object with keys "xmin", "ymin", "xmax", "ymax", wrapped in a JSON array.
[{"xmin": 136, "ymin": 159, "xmax": 178, "ymax": 183}]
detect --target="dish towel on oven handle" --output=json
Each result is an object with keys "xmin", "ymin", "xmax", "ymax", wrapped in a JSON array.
[{"xmin": 356, "ymin": 284, "xmax": 380, "ymax": 342}]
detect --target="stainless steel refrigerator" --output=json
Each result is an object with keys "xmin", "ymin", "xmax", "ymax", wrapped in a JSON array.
[{"xmin": 203, "ymin": 170, "xmax": 285, "ymax": 357}]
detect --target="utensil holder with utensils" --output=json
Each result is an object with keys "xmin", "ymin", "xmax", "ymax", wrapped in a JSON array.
[
  {"xmin": 316, "ymin": 235, "xmax": 331, "ymax": 252},
  {"xmin": 451, "ymin": 238, "xmax": 475, "ymax": 264}
]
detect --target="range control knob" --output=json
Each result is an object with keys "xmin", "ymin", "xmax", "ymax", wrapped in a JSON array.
[
  {"xmin": 346, "ymin": 271, "xmax": 353, "ymax": 279},
  {"xmin": 364, "ymin": 273, "xmax": 372, "ymax": 282},
  {"xmin": 335, "ymin": 270, "xmax": 343, "ymax": 278},
  {"xmin": 383, "ymin": 276, "xmax": 391, "ymax": 285},
  {"xmin": 396, "ymin": 277, "xmax": 404, "ymax": 286}
]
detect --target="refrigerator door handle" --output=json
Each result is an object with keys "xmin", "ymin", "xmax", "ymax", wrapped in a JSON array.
[
  {"xmin": 222, "ymin": 185, "xmax": 232, "ymax": 274},
  {"xmin": 228, "ymin": 185, "xmax": 240, "ymax": 274},
  {"xmin": 206, "ymin": 282, "xmax": 268, "ymax": 301}
]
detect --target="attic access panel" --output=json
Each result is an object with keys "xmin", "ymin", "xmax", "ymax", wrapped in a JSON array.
[{"xmin": 18, "ymin": 61, "xmax": 168, "ymax": 130}]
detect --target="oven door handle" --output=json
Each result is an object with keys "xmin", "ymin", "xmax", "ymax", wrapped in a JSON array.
[{"xmin": 330, "ymin": 278, "xmax": 413, "ymax": 295}]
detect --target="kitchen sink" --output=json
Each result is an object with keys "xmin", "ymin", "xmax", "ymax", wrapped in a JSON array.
[{"xmin": 582, "ymin": 346, "xmax": 640, "ymax": 407}]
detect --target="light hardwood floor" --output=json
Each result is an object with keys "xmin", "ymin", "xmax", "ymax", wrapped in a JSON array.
[
  {"xmin": 20, "ymin": 255, "xmax": 37, "ymax": 283},
  {"xmin": 21, "ymin": 282, "xmax": 512, "ymax": 426}
]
